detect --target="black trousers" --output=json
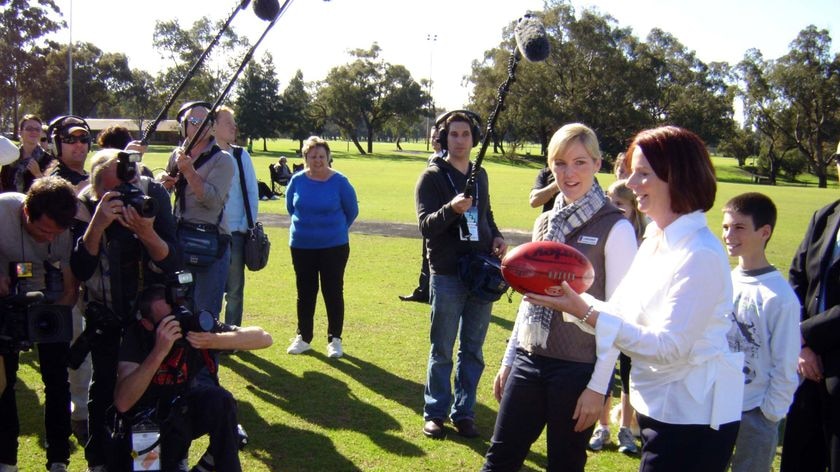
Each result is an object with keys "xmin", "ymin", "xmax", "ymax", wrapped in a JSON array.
[
  {"xmin": 637, "ymin": 413, "xmax": 739, "ymax": 472},
  {"xmin": 481, "ymin": 352, "xmax": 595, "ymax": 472},
  {"xmin": 290, "ymin": 244, "xmax": 350, "ymax": 343},
  {"xmin": 781, "ymin": 379, "xmax": 840, "ymax": 472},
  {"xmin": 84, "ymin": 326, "xmax": 121, "ymax": 467},
  {"xmin": 0, "ymin": 342, "xmax": 71, "ymax": 468},
  {"xmin": 111, "ymin": 385, "xmax": 242, "ymax": 471}
]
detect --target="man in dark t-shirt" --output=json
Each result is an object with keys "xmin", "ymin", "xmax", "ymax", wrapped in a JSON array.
[{"xmin": 529, "ymin": 166, "xmax": 559, "ymax": 213}]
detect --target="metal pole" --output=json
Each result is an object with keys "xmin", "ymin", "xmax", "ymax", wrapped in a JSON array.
[
  {"xmin": 426, "ymin": 33, "xmax": 436, "ymax": 151},
  {"xmin": 67, "ymin": 0, "xmax": 73, "ymax": 115}
]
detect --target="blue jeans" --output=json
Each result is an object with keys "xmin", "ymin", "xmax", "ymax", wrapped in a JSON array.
[
  {"xmin": 482, "ymin": 351, "xmax": 595, "ymax": 472},
  {"xmin": 730, "ymin": 407, "xmax": 778, "ymax": 472},
  {"xmin": 224, "ymin": 232, "xmax": 246, "ymax": 326},
  {"xmin": 423, "ymin": 273, "xmax": 493, "ymax": 422},
  {"xmin": 189, "ymin": 243, "xmax": 231, "ymax": 318}
]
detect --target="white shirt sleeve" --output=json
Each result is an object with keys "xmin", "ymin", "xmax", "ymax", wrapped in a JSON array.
[
  {"xmin": 586, "ymin": 219, "xmax": 638, "ymax": 394},
  {"xmin": 760, "ymin": 294, "xmax": 803, "ymax": 422}
]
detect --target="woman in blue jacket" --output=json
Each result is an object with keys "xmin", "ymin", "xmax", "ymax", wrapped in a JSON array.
[{"xmin": 285, "ymin": 136, "xmax": 358, "ymax": 358}]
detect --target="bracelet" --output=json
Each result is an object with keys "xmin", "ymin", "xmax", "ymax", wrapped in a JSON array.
[{"xmin": 581, "ymin": 305, "xmax": 595, "ymax": 323}]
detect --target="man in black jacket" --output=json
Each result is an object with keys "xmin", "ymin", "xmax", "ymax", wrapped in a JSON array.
[
  {"xmin": 781, "ymin": 145, "xmax": 840, "ymax": 472},
  {"xmin": 70, "ymin": 148, "xmax": 180, "ymax": 471},
  {"xmin": 416, "ymin": 111, "xmax": 506, "ymax": 440}
]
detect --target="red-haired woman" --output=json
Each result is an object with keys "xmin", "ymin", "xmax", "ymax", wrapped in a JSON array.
[{"xmin": 527, "ymin": 126, "xmax": 744, "ymax": 471}]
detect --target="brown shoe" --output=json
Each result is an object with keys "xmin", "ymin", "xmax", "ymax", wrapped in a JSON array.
[
  {"xmin": 423, "ymin": 418, "xmax": 445, "ymax": 439},
  {"xmin": 453, "ymin": 418, "xmax": 479, "ymax": 438}
]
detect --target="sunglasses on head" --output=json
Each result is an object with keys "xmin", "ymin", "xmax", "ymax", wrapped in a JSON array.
[{"xmin": 61, "ymin": 135, "xmax": 91, "ymax": 145}]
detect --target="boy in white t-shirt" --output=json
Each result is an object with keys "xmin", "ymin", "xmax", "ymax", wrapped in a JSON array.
[{"xmin": 722, "ymin": 192, "xmax": 801, "ymax": 472}]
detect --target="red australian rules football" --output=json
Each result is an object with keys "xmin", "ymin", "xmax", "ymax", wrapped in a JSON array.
[{"xmin": 501, "ymin": 241, "xmax": 595, "ymax": 295}]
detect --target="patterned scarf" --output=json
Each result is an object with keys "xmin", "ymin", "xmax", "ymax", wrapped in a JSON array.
[{"xmin": 517, "ymin": 179, "xmax": 607, "ymax": 349}]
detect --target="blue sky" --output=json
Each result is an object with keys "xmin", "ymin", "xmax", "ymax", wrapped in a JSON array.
[{"xmin": 58, "ymin": 0, "xmax": 840, "ymax": 111}]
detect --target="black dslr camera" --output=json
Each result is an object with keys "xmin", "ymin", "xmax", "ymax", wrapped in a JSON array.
[
  {"xmin": 0, "ymin": 262, "xmax": 73, "ymax": 354},
  {"xmin": 114, "ymin": 150, "xmax": 157, "ymax": 218},
  {"xmin": 165, "ymin": 271, "xmax": 215, "ymax": 333}
]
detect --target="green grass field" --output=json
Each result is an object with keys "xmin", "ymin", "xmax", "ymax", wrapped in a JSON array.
[{"xmin": 10, "ymin": 138, "xmax": 839, "ymax": 470}]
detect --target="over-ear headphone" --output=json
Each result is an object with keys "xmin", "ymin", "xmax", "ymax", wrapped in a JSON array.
[
  {"xmin": 47, "ymin": 115, "xmax": 91, "ymax": 158},
  {"xmin": 176, "ymin": 101, "xmax": 213, "ymax": 138},
  {"xmin": 434, "ymin": 110, "xmax": 482, "ymax": 150}
]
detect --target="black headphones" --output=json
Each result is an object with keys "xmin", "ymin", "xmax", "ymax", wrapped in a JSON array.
[
  {"xmin": 47, "ymin": 115, "xmax": 91, "ymax": 158},
  {"xmin": 434, "ymin": 110, "xmax": 482, "ymax": 150},
  {"xmin": 176, "ymin": 101, "xmax": 213, "ymax": 138}
]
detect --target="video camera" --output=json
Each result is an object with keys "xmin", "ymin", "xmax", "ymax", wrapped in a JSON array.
[
  {"xmin": 0, "ymin": 262, "xmax": 72, "ymax": 354},
  {"xmin": 114, "ymin": 150, "xmax": 157, "ymax": 218},
  {"xmin": 165, "ymin": 271, "xmax": 215, "ymax": 334}
]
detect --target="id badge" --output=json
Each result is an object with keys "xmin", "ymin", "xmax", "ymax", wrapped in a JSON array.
[{"xmin": 460, "ymin": 206, "xmax": 480, "ymax": 241}]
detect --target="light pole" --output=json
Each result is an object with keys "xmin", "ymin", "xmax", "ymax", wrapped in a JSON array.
[
  {"xmin": 425, "ymin": 33, "xmax": 437, "ymax": 151},
  {"xmin": 67, "ymin": 0, "xmax": 73, "ymax": 115}
]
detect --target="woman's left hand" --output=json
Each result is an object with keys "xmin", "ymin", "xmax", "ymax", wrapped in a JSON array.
[
  {"xmin": 573, "ymin": 388, "xmax": 604, "ymax": 432},
  {"xmin": 523, "ymin": 281, "xmax": 589, "ymax": 319}
]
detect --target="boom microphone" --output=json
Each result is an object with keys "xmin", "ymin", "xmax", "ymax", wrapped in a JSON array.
[
  {"xmin": 514, "ymin": 12, "xmax": 550, "ymax": 62},
  {"xmin": 253, "ymin": 0, "xmax": 281, "ymax": 21}
]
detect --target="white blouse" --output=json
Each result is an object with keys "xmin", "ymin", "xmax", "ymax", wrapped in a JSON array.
[{"xmin": 592, "ymin": 211, "xmax": 744, "ymax": 429}]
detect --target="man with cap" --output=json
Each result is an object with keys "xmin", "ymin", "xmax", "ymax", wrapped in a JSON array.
[
  {"xmin": 47, "ymin": 116, "xmax": 92, "ymax": 194},
  {"xmin": 160, "ymin": 102, "xmax": 234, "ymax": 318}
]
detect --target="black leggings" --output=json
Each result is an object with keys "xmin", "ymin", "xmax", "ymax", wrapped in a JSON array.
[{"xmin": 290, "ymin": 244, "xmax": 350, "ymax": 343}]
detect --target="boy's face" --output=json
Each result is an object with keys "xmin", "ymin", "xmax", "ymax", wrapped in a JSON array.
[{"xmin": 721, "ymin": 210, "xmax": 770, "ymax": 258}]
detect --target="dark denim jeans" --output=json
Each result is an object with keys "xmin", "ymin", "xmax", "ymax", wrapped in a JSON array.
[
  {"xmin": 423, "ymin": 273, "xmax": 493, "ymax": 422},
  {"xmin": 224, "ymin": 231, "xmax": 247, "ymax": 326}
]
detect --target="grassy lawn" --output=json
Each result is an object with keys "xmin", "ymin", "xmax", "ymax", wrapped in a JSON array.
[{"xmin": 10, "ymin": 139, "xmax": 838, "ymax": 470}]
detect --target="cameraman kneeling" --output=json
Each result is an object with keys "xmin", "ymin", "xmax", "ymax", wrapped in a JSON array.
[
  {"xmin": 70, "ymin": 148, "xmax": 180, "ymax": 471},
  {"xmin": 113, "ymin": 285, "xmax": 272, "ymax": 471}
]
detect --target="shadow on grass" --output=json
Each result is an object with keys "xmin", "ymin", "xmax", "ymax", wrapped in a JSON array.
[
  {"xmin": 235, "ymin": 400, "xmax": 361, "ymax": 472},
  {"xmin": 226, "ymin": 351, "xmax": 424, "ymax": 464},
  {"xmin": 320, "ymin": 353, "xmax": 424, "ymax": 416},
  {"xmin": 490, "ymin": 312, "xmax": 515, "ymax": 332}
]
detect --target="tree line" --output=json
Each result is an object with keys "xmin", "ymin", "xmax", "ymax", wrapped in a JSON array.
[{"xmin": 2, "ymin": 0, "xmax": 838, "ymax": 186}]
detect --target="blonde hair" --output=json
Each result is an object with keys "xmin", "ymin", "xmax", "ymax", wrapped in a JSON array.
[
  {"xmin": 89, "ymin": 149, "xmax": 121, "ymax": 199},
  {"xmin": 547, "ymin": 123, "xmax": 601, "ymax": 166},
  {"xmin": 608, "ymin": 179, "xmax": 646, "ymax": 242},
  {"xmin": 216, "ymin": 105, "xmax": 235, "ymax": 118},
  {"xmin": 301, "ymin": 136, "xmax": 331, "ymax": 163}
]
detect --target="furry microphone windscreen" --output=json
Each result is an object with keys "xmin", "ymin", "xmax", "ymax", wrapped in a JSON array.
[
  {"xmin": 253, "ymin": 0, "xmax": 281, "ymax": 21},
  {"xmin": 514, "ymin": 12, "xmax": 550, "ymax": 62}
]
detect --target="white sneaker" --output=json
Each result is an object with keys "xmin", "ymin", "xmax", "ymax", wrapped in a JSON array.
[
  {"xmin": 588, "ymin": 425, "xmax": 611, "ymax": 451},
  {"xmin": 86, "ymin": 467, "xmax": 107, "ymax": 472},
  {"xmin": 327, "ymin": 338, "xmax": 343, "ymax": 358},
  {"xmin": 287, "ymin": 335, "xmax": 311, "ymax": 354},
  {"xmin": 48, "ymin": 464, "xmax": 68, "ymax": 472},
  {"xmin": 0, "ymin": 464, "xmax": 18, "ymax": 472}
]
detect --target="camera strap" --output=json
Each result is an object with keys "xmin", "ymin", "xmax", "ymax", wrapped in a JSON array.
[{"xmin": 232, "ymin": 146, "xmax": 255, "ymax": 229}]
